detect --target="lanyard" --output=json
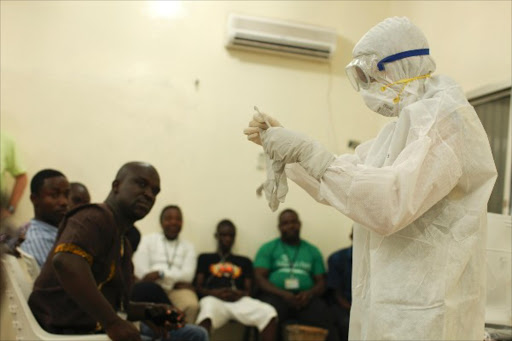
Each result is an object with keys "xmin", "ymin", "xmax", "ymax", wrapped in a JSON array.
[
  {"xmin": 280, "ymin": 240, "xmax": 301, "ymax": 276},
  {"xmin": 163, "ymin": 237, "xmax": 179, "ymax": 269}
]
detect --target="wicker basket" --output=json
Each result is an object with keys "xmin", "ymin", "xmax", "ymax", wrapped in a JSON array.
[{"xmin": 284, "ymin": 324, "xmax": 329, "ymax": 341}]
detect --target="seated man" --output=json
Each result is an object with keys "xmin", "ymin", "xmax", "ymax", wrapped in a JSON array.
[
  {"xmin": 28, "ymin": 162, "xmax": 208, "ymax": 341},
  {"xmin": 326, "ymin": 228, "xmax": 353, "ymax": 341},
  {"xmin": 195, "ymin": 219, "xmax": 277, "ymax": 340},
  {"xmin": 7, "ymin": 178, "xmax": 88, "ymax": 259},
  {"xmin": 133, "ymin": 205, "xmax": 199, "ymax": 323},
  {"xmin": 20, "ymin": 169, "xmax": 70, "ymax": 267},
  {"xmin": 68, "ymin": 182, "xmax": 91, "ymax": 210},
  {"xmin": 254, "ymin": 209, "xmax": 338, "ymax": 341}
]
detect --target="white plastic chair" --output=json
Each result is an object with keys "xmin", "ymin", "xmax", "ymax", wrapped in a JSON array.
[
  {"xmin": 1, "ymin": 254, "xmax": 110, "ymax": 340},
  {"xmin": 16, "ymin": 246, "xmax": 41, "ymax": 282}
]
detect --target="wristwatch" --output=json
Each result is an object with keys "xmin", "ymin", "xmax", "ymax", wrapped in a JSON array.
[{"xmin": 7, "ymin": 205, "xmax": 15, "ymax": 214}]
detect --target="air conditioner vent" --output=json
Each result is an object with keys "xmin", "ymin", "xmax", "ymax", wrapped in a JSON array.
[{"xmin": 226, "ymin": 14, "xmax": 337, "ymax": 61}]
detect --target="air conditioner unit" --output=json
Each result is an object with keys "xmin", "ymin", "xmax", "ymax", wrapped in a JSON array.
[{"xmin": 225, "ymin": 13, "xmax": 337, "ymax": 62}]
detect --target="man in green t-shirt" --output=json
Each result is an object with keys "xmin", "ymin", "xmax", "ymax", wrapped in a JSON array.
[{"xmin": 254, "ymin": 209, "xmax": 338, "ymax": 341}]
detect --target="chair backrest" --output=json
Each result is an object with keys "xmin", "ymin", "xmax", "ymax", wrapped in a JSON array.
[
  {"xmin": 16, "ymin": 246, "xmax": 41, "ymax": 282},
  {"xmin": 1, "ymin": 255, "xmax": 110, "ymax": 340}
]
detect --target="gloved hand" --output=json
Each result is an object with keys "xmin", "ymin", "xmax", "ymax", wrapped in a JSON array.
[
  {"xmin": 261, "ymin": 127, "xmax": 335, "ymax": 181},
  {"xmin": 263, "ymin": 155, "xmax": 288, "ymax": 211},
  {"xmin": 243, "ymin": 112, "xmax": 282, "ymax": 146}
]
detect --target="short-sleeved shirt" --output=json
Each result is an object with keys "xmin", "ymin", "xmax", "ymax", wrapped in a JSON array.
[
  {"xmin": 0, "ymin": 131, "xmax": 26, "ymax": 194},
  {"xmin": 254, "ymin": 238, "xmax": 325, "ymax": 292},
  {"xmin": 196, "ymin": 253, "xmax": 252, "ymax": 297},
  {"xmin": 19, "ymin": 219, "xmax": 59, "ymax": 267},
  {"xmin": 28, "ymin": 203, "xmax": 134, "ymax": 334},
  {"xmin": 326, "ymin": 246, "xmax": 352, "ymax": 304}
]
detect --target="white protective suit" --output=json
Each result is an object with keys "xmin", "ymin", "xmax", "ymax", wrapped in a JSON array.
[{"xmin": 263, "ymin": 17, "xmax": 497, "ymax": 340}]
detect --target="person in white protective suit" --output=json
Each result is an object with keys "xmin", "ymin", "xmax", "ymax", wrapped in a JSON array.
[{"xmin": 243, "ymin": 17, "xmax": 497, "ymax": 340}]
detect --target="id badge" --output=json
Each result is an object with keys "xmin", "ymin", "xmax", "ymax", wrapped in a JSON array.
[{"xmin": 284, "ymin": 277, "xmax": 299, "ymax": 290}]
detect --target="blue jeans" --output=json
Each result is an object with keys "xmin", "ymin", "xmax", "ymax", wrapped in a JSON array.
[{"xmin": 140, "ymin": 322, "xmax": 209, "ymax": 341}]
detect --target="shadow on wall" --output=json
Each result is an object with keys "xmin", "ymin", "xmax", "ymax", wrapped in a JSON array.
[{"xmin": 226, "ymin": 34, "xmax": 355, "ymax": 78}]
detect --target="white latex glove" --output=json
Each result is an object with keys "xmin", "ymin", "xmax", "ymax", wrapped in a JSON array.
[
  {"xmin": 263, "ymin": 156, "xmax": 288, "ymax": 212},
  {"xmin": 261, "ymin": 127, "xmax": 335, "ymax": 181},
  {"xmin": 243, "ymin": 112, "xmax": 282, "ymax": 146}
]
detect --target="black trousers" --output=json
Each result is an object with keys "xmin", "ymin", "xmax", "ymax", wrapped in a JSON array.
[
  {"xmin": 257, "ymin": 292, "xmax": 340, "ymax": 341},
  {"xmin": 131, "ymin": 281, "xmax": 172, "ymax": 304},
  {"xmin": 329, "ymin": 304, "xmax": 350, "ymax": 341}
]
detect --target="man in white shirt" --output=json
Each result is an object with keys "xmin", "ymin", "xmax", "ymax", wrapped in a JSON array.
[{"xmin": 133, "ymin": 205, "xmax": 199, "ymax": 324}]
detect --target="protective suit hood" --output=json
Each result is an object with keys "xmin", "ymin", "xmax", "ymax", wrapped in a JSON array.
[
  {"xmin": 351, "ymin": 17, "xmax": 437, "ymax": 117},
  {"xmin": 353, "ymin": 17, "xmax": 436, "ymax": 81}
]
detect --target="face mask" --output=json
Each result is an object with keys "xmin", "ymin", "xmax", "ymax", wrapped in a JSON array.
[
  {"xmin": 360, "ymin": 82, "xmax": 399, "ymax": 117},
  {"xmin": 360, "ymin": 73, "xmax": 432, "ymax": 117}
]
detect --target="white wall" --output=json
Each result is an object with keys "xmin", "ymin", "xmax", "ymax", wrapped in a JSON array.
[{"xmin": 1, "ymin": 1, "xmax": 510, "ymax": 260}]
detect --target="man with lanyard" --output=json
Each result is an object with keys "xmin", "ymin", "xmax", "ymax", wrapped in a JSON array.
[
  {"xmin": 253, "ymin": 209, "xmax": 338, "ymax": 341},
  {"xmin": 133, "ymin": 205, "xmax": 199, "ymax": 324}
]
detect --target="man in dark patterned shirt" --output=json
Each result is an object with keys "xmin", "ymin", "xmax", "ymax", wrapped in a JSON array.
[{"xmin": 29, "ymin": 162, "xmax": 207, "ymax": 341}]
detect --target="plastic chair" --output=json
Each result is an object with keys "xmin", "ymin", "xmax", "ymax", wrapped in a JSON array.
[
  {"xmin": 16, "ymin": 246, "xmax": 41, "ymax": 282},
  {"xmin": 1, "ymin": 254, "xmax": 110, "ymax": 340}
]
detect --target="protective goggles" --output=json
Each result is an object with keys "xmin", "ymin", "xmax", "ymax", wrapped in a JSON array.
[
  {"xmin": 345, "ymin": 48, "xmax": 430, "ymax": 92},
  {"xmin": 345, "ymin": 58, "xmax": 376, "ymax": 92}
]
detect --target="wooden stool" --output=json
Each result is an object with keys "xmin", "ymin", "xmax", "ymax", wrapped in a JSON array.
[{"xmin": 284, "ymin": 324, "xmax": 328, "ymax": 341}]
